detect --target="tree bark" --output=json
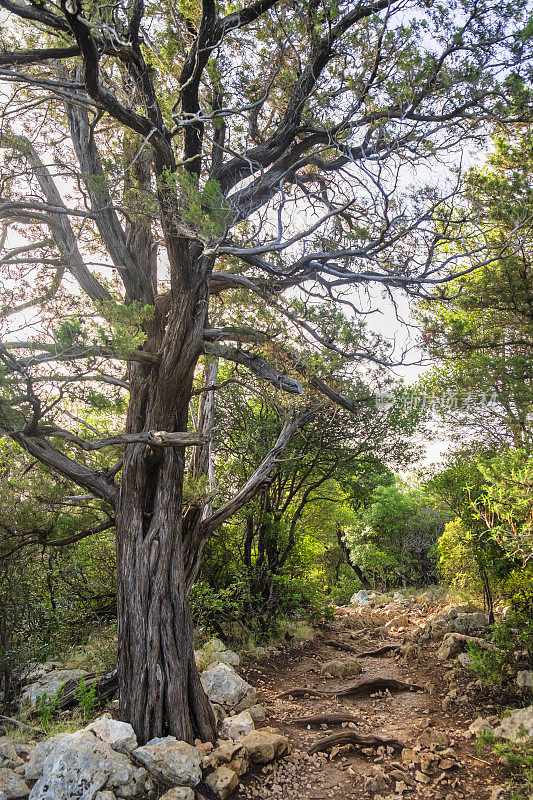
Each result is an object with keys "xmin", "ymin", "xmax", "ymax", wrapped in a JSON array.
[
  {"xmin": 116, "ymin": 274, "xmax": 216, "ymax": 745},
  {"xmin": 336, "ymin": 527, "xmax": 372, "ymax": 590}
]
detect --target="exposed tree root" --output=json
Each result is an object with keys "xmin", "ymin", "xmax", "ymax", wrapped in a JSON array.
[
  {"xmin": 293, "ymin": 713, "xmax": 361, "ymax": 726},
  {"xmin": 274, "ymin": 677, "xmax": 422, "ymax": 700},
  {"xmin": 308, "ymin": 730, "xmax": 405, "ymax": 754},
  {"xmin": 325, "ymin": 639, "xmax": 401, "ymax": 657},
  {"xmin": 324, "ymin": 639, "xmax": 359, "ymax": 653},
  {"xmin": 334, "ymin": 678, "xmax": 422, "ymax": 697},
  {"xmin": 358, "ymin": 644, "xmax": 401, "ymax": 657}
]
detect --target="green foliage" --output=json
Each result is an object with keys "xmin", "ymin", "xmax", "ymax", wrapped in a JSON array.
[
  {"xmin": 476, "ymin": 731, "xmax": 533, "ymax": 799},
  {"xmin": 38, "ymin": 681, "xmax": 66, "ymax": 730},
  {"xmin": 159, "ymin": 168, "xmax": 235, "ymax": 238},
  {"xmin": 75, "ymin": 676, "xmax": 99, "ymax": 720},
  {"xmin": 467, "ymin": 608, "xmax": 533, "ymax": 685}
]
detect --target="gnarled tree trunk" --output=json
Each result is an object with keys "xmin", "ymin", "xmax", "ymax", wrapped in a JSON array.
[{"xmin": 116, "ymin": 272, "xmax": 216, "ymax": 745}]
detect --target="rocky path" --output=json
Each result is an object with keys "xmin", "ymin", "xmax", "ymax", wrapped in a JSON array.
[{"xmin": 237, "ymin": 602, "xmax": 507, "ymax": 800}]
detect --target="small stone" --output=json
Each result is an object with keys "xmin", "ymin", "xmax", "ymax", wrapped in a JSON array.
[
  {"xmin": 418, "ymin": 727, "xmax": 449, "ymax": 748},
  {"xmin": 204, "ymin": 766, "xmax": 239, "ymax": 800},
  {"xmin": 516, "ymin": 670, "xmax": 533, "ymax": 689},
  {"xmin": 415, "ymin": 770, "xmax": 431, "ymax": 784},
  {"xmin": 94, "ymin": 793, "xmax": 117, "ymax": 800}
]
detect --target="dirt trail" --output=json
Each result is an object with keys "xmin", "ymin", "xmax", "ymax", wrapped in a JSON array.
[{"xmin": 237, "ymin": 603, "xmax": 506, "ymax": 800}]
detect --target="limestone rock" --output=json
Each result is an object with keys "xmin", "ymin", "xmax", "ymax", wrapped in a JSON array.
[
  {"xmin": 0, "ymin": 769, "xmax": 29, "ymax": 799},
  {"xmin": 202, "ymin": 741, "xmax": 243, "ymax": 771},
  {"xmin": 159, "ymin": 790, "xmax": 195, "ymax": 800},
  {"xmin": 27, "ymin": 730, "xmax": 147, "ymax": 800},
  {"xmin": 517, "ymin": 670, "xmax": 533, "ymax": 689},
  {"xmin": 417, "ymin": 727, "xmax": 449, "ymax": 748},
  {"xmin": 437, "ymin": 634, "xmax": 465, "ymax": 660},
  {"xmin": 248, "ymin": 704, "xmax": 267, "ymax": 723},
  {"xmin": 133, "ymin": 737, "xmax": 201, "ymax": 786},
  {"xmin": 215, "ymin": 651, "xmax": 240, "ymax": 667},
  {"xmin": 210, "ymin": 703, "xmax": 226, "ymax": 728},
  {"xmin": 468, "ymin": 716, "xmax": 493, "ymax": 736},
  {"xmin": 457, "ymin": 652, "xmax": 474, "ymax": 669},
  {"xmin": 25, "ymin": 735, "xmax": 70, "ymax": 781},
  {"xmin": 241, "ymin": 728, "xmax": 289, "ymax": 764},
  {"xmin": 94, "ymin": 793, "xmax": 117, "ymax": 800},
  {"xmin": 350, "ymin": 590, "xmax": 370, "ymax": 606},
  {"xmin": 220, "ymin": 711, "xmax": 254, "ymax": 741},
  {"xmin": 85, "ymin": 715, "xmax": 138, "ymax": 754},
  {"xmin": 0, "ymin": 741, "xmax": 22, "ymax": 769},
  {"xmin": 492, "ymin": 706, "xmax": 533, "ymax": 741},
  {"xmin": 320, "ymin": 658, "xmax": 362, "ymax": 678},
  {"xmin": 200, "ymin": 663, "xmax": 256, "ymax": 711},
  {"xmin": 205, "ymin": 766, "xmax": 239, "ymax": 800},
  {"xmin": 21, "ymin": 670, "xmax": 88, "ymax": 707}
]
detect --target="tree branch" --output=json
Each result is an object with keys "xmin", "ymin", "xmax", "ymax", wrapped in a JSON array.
[{"xmin": 201, "ymin": 410, "xmax": 315, "ymax": 535}]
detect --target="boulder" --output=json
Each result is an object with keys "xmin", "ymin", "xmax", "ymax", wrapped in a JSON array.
[
  {"xmin": 133, "ymin": 737, "xmax": 201, "ymax": 787},
  {"xmin": 85, "ymin": 715, "xmax": 138, "ymax": 754},
  {"xmin": 159, "ymin": 790, "xmax": 195, "ymax": 800},
  {"xmin": 437, "ymin": 634, "xmax": 465, "ymax": 660},
  {"xmin": 215, "ymin": 650, "xmax": 240, "ymax": 667},
  {"xmin": 0, "ymin": 741, "xmax": 22, "ymax": 769},
  {"xmin": 27, "ymin": 730, "xmax": 147, "ymax": 800},
  {"xmin": 320, "ymin": 658, "xmax": 363, "ymax": 678},
  {"xmin": 200, "ymin": 663, "xmax": 256, "ymax": 711},
  {"xmin": 492, "ymin": 706, "xmax": 533, "ymax": 741},
  {"xmin": 0, "ymin": 769, "xmax": 29, "ymax": 799},
  {"xmin": 417, "ymin": 727, "xmax": 449, "ymax": 748},
  {"xmin": 451, "ymin": 612, "xmax": 489, "ymax": 635},
  {"xmin": 221, "ymin": 711, "xmax": 254, "ymax": 741},
  {"xmin": 204, "ymin": 766, "xmax": 239, "ymax": 800},
  {"xmin": 350, "ymin": 590, "xmax": 370, "ymax": 606},
  {"xmin": 517, "ymin": 670, "xmax": 533, "ymax": 689},
  {"xmin": 21, "ymin": 670, "xmax": 88, "ymax": 707},
  {"xmin": 25, "ymin": 735, "xmax": 70, "ymax": 781},
  {"xmin": 241, "ymin": 728, "xmax": 289, "ymax": 764}
]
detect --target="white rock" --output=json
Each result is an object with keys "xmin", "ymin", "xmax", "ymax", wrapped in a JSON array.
[
  {"xmin": 517, "ymin": 670, "xmax": 533, "ymax": 689},
  {"xmin": 0, "ymin": 769, "xmax": 29, "ymax": 799},
  {"xmin": 133, "ymin": 737, "xmax": 201, "ymax": 787},
  {"xmin": 468, "ymin": 717, "xmax": 493, "ymax": 736},
  {"xmin": 200, "ymin": 663, "xmax": 256, "ymax": 711},
  {"xmin": 215, "ymin": 650, "xmax": 240, "ymax": 667},
  {"xmin": 25, "ymin": 735, "xmax": 70, "ymax": 781},
  {"xmin": 21, "ymin": 670, "xmax": 88, "ymax": 707},
  {"xmin": 493, "ymin": 706, "xmax": 533, "ymax": 741},
  {"xmin": 85, "ymin": 715, "xmax": 138, "ymax": 754},
  {"xmin": 350, "ymin": 590, "xmax": 370, "ymax": 606},
  {"xmin": 159, "ymin": 790, "xmax": 194, "ymax": 800},
  {"xmin": 221, "ymin": 711, "xmax": 254, "ymax": 741},
  {"xmin": 27, "ymin": 730, "xmax": 147, "ymax": 799},
  {"xmin": 210, "ymin": 638, "xmax": 226, "ymax": 652}
]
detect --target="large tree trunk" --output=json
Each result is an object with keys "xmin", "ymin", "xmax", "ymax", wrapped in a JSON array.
[{"xmin": 116, "ymin": 272, "xmax": 216, "ymax": 745}]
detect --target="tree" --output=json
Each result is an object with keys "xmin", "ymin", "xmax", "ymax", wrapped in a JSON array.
[
  {"xmin": 0, "ymin": 0, "xmax": 531, "ymax": 743},
  {"xmin": 417, "ymin": 131, "xmax": 533, "ymax": 448}
]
